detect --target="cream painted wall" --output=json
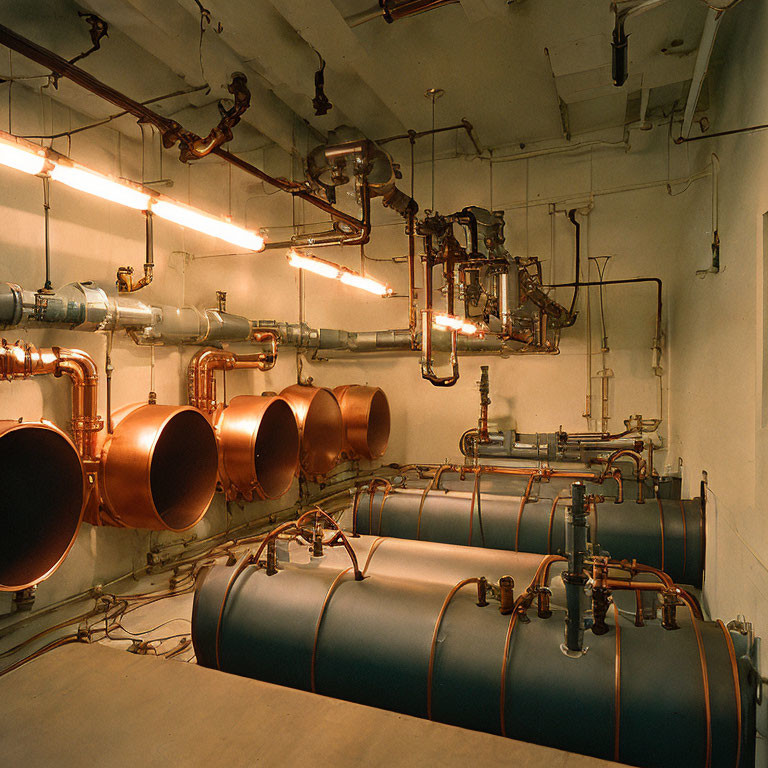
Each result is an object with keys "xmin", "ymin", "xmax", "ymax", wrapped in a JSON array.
[{"xmin": 664, "ymin": 1, "xmax": 768, "ymax": 724}]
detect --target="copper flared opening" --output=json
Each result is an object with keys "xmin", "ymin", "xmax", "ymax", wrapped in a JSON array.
[
  {"xmin": 98, "ymin": 404, "xmax": 218, "ymax": 531},
  {"xmin": 0, "ymin": 421, "xmax": 85, "ymax": 591},
  {"xmin": 334, "ymin": 385, "xmax": 391, "ymax": 460},
  {"xmin": 280, "ymin": 385, "xmax": 343, "ymax": 477},
  {"xmin": 215, "ymin": 395, "xmax": 300, "ymax": 501}
]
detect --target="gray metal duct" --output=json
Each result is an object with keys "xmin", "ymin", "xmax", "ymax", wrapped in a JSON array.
[{"xmin": 0, "ymin": 281, "xmax": 516, "ymax": 353}]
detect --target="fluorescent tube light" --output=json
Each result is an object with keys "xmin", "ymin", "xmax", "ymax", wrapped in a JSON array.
[
  {"xmin": 339, "ymin": 271, "xmax": 392, "ymax": 296},
  {"xmin": 50, "ymin": 161, "xmax": 151, "ymax": 210},
  {"xmin": 0, "ymin": 134, "xmax": 46, "ymax": 175},
  {"xmin": 151, "ymin": 200, "xmax": 265, "ymax": 251},
  {"xmin": 287, "ymin": 249, "xmax": 342, "ymax": 279}
]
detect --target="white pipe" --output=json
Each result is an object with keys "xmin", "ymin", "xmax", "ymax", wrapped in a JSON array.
[{"xmin": 681, "ymin": 8, "xmax": 723, "ymax": 139}]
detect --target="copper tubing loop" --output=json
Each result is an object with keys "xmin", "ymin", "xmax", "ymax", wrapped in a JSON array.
[
  {"xmin": 280, "ymin": 384, "xmax": 343, "ymax": 478},
  {"xmin": 0, "ymin": 420, "xmax": 86, "ymax": 590},
  {"xmin": 601, "ymin": 449, "xmax": 646, "ymax": 503},
  {"xmin": 0, "ymin": 340, "xmax": 103, "ymax": 460},
  {"xmin": 213, "ymin": 508, "xmax": 362, "ymax": 668},
  {"xmin": 88, "ymin": 402, "xmax": 218, "ymax": 531},
  {"xmin": 333, "ymin": 385, "xmax": 390, "ymax": 461},
  {"xmin": 311, "ymin": 567, "xmax": 353, "ymax": 693},
  {"xmin": 717, "ymin": 619, "xmax": 742, "ymax": 768}
]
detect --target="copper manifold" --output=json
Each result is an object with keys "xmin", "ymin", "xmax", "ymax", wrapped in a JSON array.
[
  {"xmin": 86, "ymin": 402, "xmax": 219, "ymax": 531},
  {"xmin": 280, "ymin": 384, "xmax": 344, "ymax": 478},
  {"xmin": 0, "ymin": 420, "xmax": 86, "ymax": 590},
  {"xmin": 333, "ymin": 385, "xmax": 390, "ymax": 460}
]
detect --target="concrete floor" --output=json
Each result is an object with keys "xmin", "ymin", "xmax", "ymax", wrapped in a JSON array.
[{"xmin": 0, "ymin": 643, "xmax": 619, "ymax": 767}]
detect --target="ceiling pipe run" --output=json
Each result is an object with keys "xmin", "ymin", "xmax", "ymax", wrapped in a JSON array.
[
  {"xmin": 0, "ymin": 24, "xmax": 368, "ymax": 244},
  {"xmin": 346, "ymin": 0, "xmax": 460, "ymax": 26},
  {"xmin": 0, "ymin": 281, "xmax": 523, "ymax": 354}
]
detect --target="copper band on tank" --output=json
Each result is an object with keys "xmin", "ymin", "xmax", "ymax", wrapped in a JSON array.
[
  {"xmin": 310, "ymin": 567, "xmax": 352, "ymax": 694},
  {"xmin": 717, "ymin": 619, "xmax": 742, "ymax": 768},
  {"xmin": 679, "ymin": 499, "xmax": 688, "ymax": 578},
  {"xmin": 514, "ymin": 474, "xmax": 537, "ymax": 552},
  {"xmin": 592, "ymin": 498, "xmax": 599, "ymax": 548},
  {"xmin": 416, "ymin": 477, "xmax": 436, "ymax": 540},
  {"xmin": 613, "ymin": 601, "xmax": 622, "ymax": 761},
  {"xmin": 427, "ymin": 578, "xmax": 483, "ymax": 720},
  {"xmin": 656, "ymin": 496, "xmax": 666, "ymax": 571},
  {"xmin": 351, "ymin": 486, "xmax": 363, "ymax": 535},
  {"xmin": 499, "ymin": 596, "xmax": 525, "ymax": 737},
  {"xmin": 468, "ymin": 470, "xmax": 480, "ymax": 546},
  {"xmin": 361, "ymin": 537, "xmax": 386, "ymax": 576},
  {"xmin": 377, "ymin": 486, "xmax": 392, "ymax": 537},
  {"xmin": 688, "ymin": 604, "xmax": 712, "ymax": 768},
  {"xmin": 213, "ymin": 552, "xmax": 254, "ymax": 670},
  {"xmin": 547, "ymin": 493, "xmax": 566, "ymax": 554}
]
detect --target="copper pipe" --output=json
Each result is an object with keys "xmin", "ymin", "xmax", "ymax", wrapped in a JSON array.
[
  {"xmin": 87, "ymin": 402, "xmax": 218, "ymax": 530},
  {"xmin": 280, "ymin": 384, "xmax": 343, "ymax": 478},
  {"xmin": 602, "ymin": 449, "xmax": 646, "ymax": 503},
  {"xmin": 188, "ymin": 333, "xmax": 278, "ymax": 413},
  {"xmin": 427, "ymin": 577, "xmax": 487, "ymax": 719},
  {"xmin": 407, "ymin": 209, "xmax": 418, "ymax": 348},
  {"xmin": 0, "ymin": 340, "xmax": 102, "ymax": 461},
  {"xmin": 311, "ymin": 566, "xmax": 353, "ymax": 693},
  {"xmin": 613, "ymin": 601, "xmax": 622, "ymax": 761}
]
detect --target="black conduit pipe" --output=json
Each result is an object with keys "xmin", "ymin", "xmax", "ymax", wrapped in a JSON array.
[{"xmin": 567, "ymin": 209, "xmax": 580, "ymax": 318}]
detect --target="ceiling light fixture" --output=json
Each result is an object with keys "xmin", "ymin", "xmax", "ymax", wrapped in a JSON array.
[
  {"xmin": 0, "ymin": 128, "xmax": 267, "ymax": 252},
  {"xmin": 287, "ymin": 249, "xmax": 393, "ymax": 296},
  {"xmin": 50, "ymin": 160, "xmax": 151, "ymax": 210},
  {"xmin": 0, "ymin": 132, "xmax": 47, "ymax": 175},
  {"xmin": 151, "ymin": 200, "xmax": 265, "ymax": 252},
  {"xmin": 434, "ymin": 313, "xmax": 480, "ymax": 336}
]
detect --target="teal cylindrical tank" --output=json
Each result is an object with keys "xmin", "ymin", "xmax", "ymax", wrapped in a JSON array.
[
  {"xmin": 193, "ymin": 561, "xmax": 755, "ymax": 768},
  {"xmin": 354, "ymin": 488, "xmax": 704, "ymax": 586}
]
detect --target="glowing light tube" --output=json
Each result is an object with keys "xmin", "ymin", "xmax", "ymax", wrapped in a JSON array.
[
  {"xmin": 152, "ymin": 200, "xmax": 265, "ymax": 252},
  {"xmin": 434, "ymin": 313, "xmax": 479, "ymax": 336},
  {"xmin": 287, "ymin": 249, "xmax": 342, "ymax": 279},
  {"xmin": 50, "ymin": 162, "xmax": 151, "ymax": 210},
  {"xmin": 0, "ymin": 134, "xmax": 46, "ymax": 175},
  {"xmin": 339, "ymin": 271, "xmax": 392, "ymax": 296}
]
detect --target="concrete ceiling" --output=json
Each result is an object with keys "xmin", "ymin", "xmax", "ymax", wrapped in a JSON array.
[{"xmin": 0, "ymin": 0, "xmax": 711, "ymax": 155}]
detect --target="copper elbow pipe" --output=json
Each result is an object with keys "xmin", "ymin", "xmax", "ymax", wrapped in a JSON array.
[
  {"xmin": 0, "ymin": 420, "xmax": 86, "ymax": 590},
  {"xmin": 0, "ymin": 340, "xmax": 103, "ymax": 461},
  {"xmin": 333, "ymin": 385, "xmax": 390, "ymax": 461},
  {"xmin": 188, "ymin": 332, "xmax": 278, "ymax": 413},
  {"xmin": 280, "ymin": 384, "xmax": 343, "ymax": 478},
  {"xmin": 87, "ymin": 403, "xmax": 218, "ymax": 531},
  {"xmin": 602, "ymin": 449, "xmax": 646, "ymax": 503}
]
